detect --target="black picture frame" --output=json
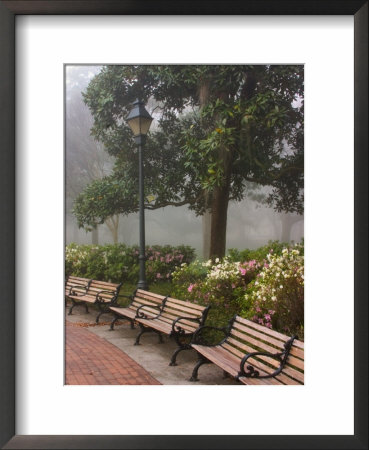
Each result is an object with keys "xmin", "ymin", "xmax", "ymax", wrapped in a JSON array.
[{"xmin": 0, "ymin": 1, "xmax": 367, "ymax": 449}]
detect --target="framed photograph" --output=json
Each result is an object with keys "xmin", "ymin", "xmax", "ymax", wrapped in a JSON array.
[{"xmin": 1, "ymin": 1, "xmax": 367, "ymax": 449}]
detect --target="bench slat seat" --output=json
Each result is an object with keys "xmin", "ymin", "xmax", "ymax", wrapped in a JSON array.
[
  {"xmin": 66, "ymin": 278, "xmax": 122, "ymax": 323},
  {"xmin": 109, "ymin": 289, "xmax": 167, "ymax": 330},
  {"xmin": 134, "ymin": 295, "xmax": 210, "ymax": 366},
  {"xmin": 190, "ymin": 315, "xmax": 304, "ymax": 385}
]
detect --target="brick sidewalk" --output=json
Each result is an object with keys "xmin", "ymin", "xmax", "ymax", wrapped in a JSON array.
[{"xmin": 65, "ymin": 322, "xmax": 161, "ymax": 385}]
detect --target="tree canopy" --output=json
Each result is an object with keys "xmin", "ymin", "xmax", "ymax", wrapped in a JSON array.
[{"xmin": 74, "ymin": 65, "xmax": 304, "ymax": 258}]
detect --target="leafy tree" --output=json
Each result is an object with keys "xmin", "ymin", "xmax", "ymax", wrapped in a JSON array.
[
  {"xmin": 66, "ymin": 66, "xmax": 121, "ymax": 243},
  {"xmin": 75, "ymin": 65, "xmax": 304, "ymax": 258}
]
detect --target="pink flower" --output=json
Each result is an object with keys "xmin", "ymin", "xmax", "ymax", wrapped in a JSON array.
[
  {"xmin": 258, "ymin": 318, "xmax": 264, "ymax": 325},
  {"xmin": 240, "ymin": 268, "xmax": 246, "ymax": 276},
  {"xmin": 256, "ymin": 306, "xmax": 261, "ymax": 313},
  {"xmin": 188, "ymin": 284, "xmax": 194, "ymax": 293},
  {"xmin": 264, "ymin": 314, "xmax": 271, "ymax": 321},
  {"xmin": 265, "ymin": 322, "xmax": 272, "ymax": 329},
  {"xmin": 231, "ymin": 283, "xmax": 236, "ymax": 289},
  {"xmin": 156, "ymin": 273, "xmax": 161, "ymax": 279}
]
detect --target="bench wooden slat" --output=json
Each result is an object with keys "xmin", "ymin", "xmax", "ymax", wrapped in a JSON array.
[
  {"xmin": 229, "ymin": 329, "xmax": 305, "ymax": 371},
  {"xmin": 134, "ymin": 291, "xmax": 167, "ymax": 304},
  {"xmin": 232, "ymin": 321, "xmax": 305, "ymax": 359},
  {"xmin": 136, "ymin": 289, "xmax": 167, "ymax": 300},
  {"xmin": 160, "ymin": 307, "xmax": 199, "ymax": 321},
  {"xmin": 191, "ymin": 345, "xmax": 240, "ymax": 378},
  {"xmin": 164, "ymin": 301, "xmax": 204, "ymax": 318},
  {"xmin": 138, "ymin": 318, "xmax": 172, "ymax": 334},
  {"xmin": 235, "ymin": 316, "xmax": 304, "ymax": 350},
  {"xmin": 220, "ymin": 342, "xmax": 281, "ymax": 384},
  {"xmin": 239, "ymin": 376, "xmax": 285, "ymax": 385},
  {"xmin": 221, "ymin": 341, "xmax": 302, "ymax": 385},
  {"xmin": 233, "ymin": 320, "xmax": 294, "ymax": 350},
  {"xmin": 166, "ymin": 296, "xmax": 206, "ymax": 312}
]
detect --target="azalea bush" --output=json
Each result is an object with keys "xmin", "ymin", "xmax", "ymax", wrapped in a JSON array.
[
  {"xmin": 171, "ymin": 240, "xmax": 304, "ymax": 334},
  {"xmin": 65, "ymin": 243, "xmax": 195, "ymax": 284},
  {"xmin": 241, "ymin": 243, "xmax": 304, "ymax": 337},
  {"xmin": 227, "ymin": 240, "xmax": 298, "ymax": 264},
  {"xmin": 172, "ymin": 257, "xmax": 265, "ymax": 326}
]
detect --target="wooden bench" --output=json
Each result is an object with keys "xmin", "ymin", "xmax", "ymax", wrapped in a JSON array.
[
  {"xmin": 134, "ymin": 296, "xmax": 211, "ymax": 366},
  {"xmin": 109, "ymin": 289, "xmax": 167, "ymax": 330},
  {"xmin": 190, "ymin": 315, "xmax": 304, "ymax": 385},
  {"xmin": 66, "ymin": 279, "xmax": 122, "ymax": 323}
]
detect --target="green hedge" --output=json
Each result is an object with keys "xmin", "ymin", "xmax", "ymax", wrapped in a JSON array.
[{"xmin": 65, "ymin": 243, "xmax": 196, "ymax": 284}]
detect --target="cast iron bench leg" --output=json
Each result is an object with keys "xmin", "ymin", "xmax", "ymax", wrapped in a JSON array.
[
  {"xmin": 169, "ymin": 343, "xmax": 191, "ymax": 366},
  {"xmin": 110, "ymin": 316, "xmax": 135, "ymax": 331},
  {"xmin": 190, "ymin": 354, "xmax": 210, "ymax": 382},
  {"xmin": 134, "ymin": 324, "xmax": 163, "ymax": 345},
  {"xmin": 69, "ymin": 299, "xmax": 88, "ymax": 315}
]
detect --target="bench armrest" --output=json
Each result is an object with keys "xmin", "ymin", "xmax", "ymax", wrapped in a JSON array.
[
  {"xmin": 191, "ymin": 325, "xmax": 229, "ymax": 346},
  {"xmin": 171, "ymin": 316, "xmax": 201, "ymax": 336},
  {"xmin": 135, "ymin": 304, "xmax": 162, "ymax": 320},
  {"xmin": 67, "ymin": 285, "xmax": 88, "ymax": 296},
  {"xmin": 96, "ymin": 289, "xmax": 118, "ymax": 303},
  {"xmin": 238, "ymin": 335, "xmax": 298, "ymax": 379}
]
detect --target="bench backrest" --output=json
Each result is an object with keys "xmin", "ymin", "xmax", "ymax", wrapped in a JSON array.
[
  {"xmin": 160, "ymin": 297, "xmax": 210, "ymax": 333},
  {"xmin": 87, "ymin": 280, "xmax": 122, "ymax": 303},
  {"xmin": 65, "ymin": 276, "xmax": 91, "ymax": 296},
  {"xmin": 128, "ymin": 289, "xmax": 167, "ymax": 317},
  {"xmin": 224, "ymin": 315, "xmax": 304, "ymax": 385}
]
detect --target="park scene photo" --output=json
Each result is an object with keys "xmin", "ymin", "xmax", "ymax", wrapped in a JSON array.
[{"xmin": 65, "ymin": 64, "xmax": 304, "ymax": 385}]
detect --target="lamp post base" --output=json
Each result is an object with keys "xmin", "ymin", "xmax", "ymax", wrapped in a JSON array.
[{"xmin": 137, "ymin": 280, "xmax": 148, "ymax": 290}]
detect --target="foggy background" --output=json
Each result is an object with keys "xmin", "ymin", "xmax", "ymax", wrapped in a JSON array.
[{"xmin": 65, "ymin": 66, "xmax": 303, "ymax": 258}]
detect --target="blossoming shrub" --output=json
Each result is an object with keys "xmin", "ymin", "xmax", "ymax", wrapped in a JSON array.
[
  {"xmin": 241, "ymin": 243, "xmax": 304, "ymax": 337},
  {"xmin": 227, "ymin": 240, "xmax": 297, "ymax": 264},
  {"xmin": 172, "ymin": 257, "xmax": 265, "ymax": 326},
  {"xmin": 171, "ymin": 241, "xmax": 304, "ymax": 334},
  {"xmin": 65, "ymin": 243, "xmax": 195, "ymax": 284}
]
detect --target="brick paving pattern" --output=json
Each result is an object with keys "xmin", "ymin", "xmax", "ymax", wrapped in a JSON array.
[{"xmin": 65, "ymin": 322, "xmax": 161, "ymax": 385}]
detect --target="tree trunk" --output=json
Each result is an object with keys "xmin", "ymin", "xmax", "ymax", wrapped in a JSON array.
[
  {"xmin": 91, "ymin": 226, "xmax": 99, "ymax": 245},
  {"xmin": 106, "ymin": 215, "xmax": 120, "ymax": 244},
  {"xmin": 209, "ymin": 183, "xmax": 230, "ymax": 260},
  {"xmin": 280, "ymin": 213, "xmax": 302, "ymax": 243},
  {"xmin": 202, "ymin": 210, "xmax": 211, "ymax": 260}
]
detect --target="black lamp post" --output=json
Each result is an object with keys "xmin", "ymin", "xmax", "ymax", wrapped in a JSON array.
[{"xmin": 126, "ymin": 99, "xmax": 153, "ymax": 290}]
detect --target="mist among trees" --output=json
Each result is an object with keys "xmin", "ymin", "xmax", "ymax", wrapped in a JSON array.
[{"xmin": 66, "ymin": 65, "xmax": 304, "ymax": 258}]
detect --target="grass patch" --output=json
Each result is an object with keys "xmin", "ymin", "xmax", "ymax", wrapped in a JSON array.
[{"xmin": 117, "ymin": 281, "xmax": 176, "ymax": 306}]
